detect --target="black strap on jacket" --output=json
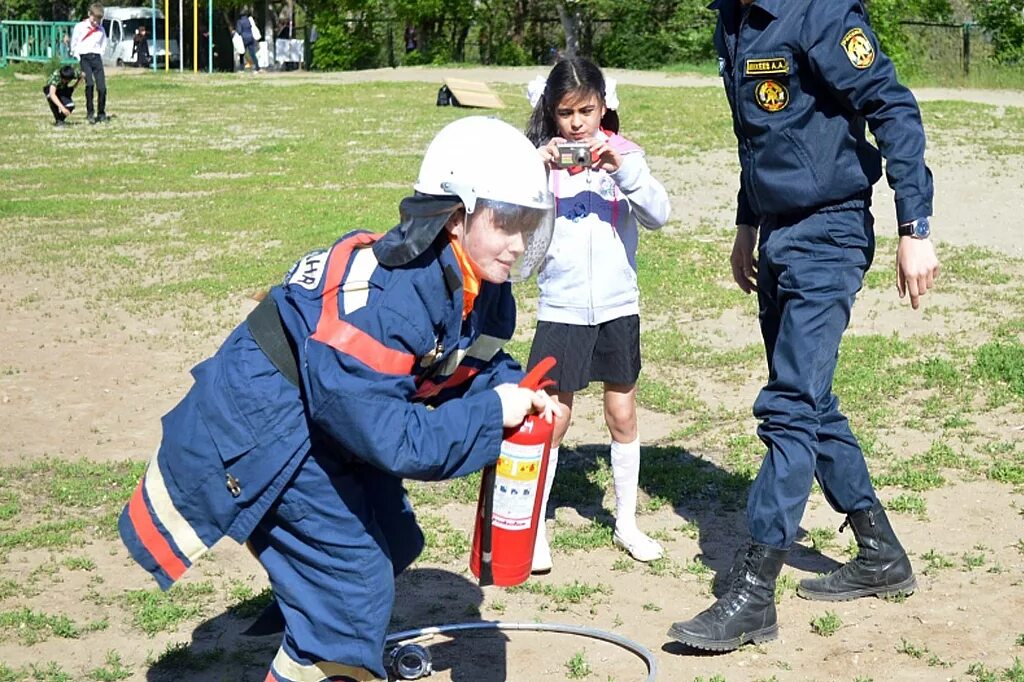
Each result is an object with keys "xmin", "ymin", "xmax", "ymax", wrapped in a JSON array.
[{"xmin": 246, "ymin": 294, "xmax": 301, "ymax": 387}]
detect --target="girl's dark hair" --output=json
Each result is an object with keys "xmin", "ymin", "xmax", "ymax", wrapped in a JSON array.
[
  {"xmin": 526, "ymin": 56, "xmax": 620, "ymax": 146},
  {"xmin": 59, "ymin": 65, "xmax": 76, "ymax": 80}
]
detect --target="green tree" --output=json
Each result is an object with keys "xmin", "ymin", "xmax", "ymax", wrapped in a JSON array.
[
  {"xmin": 864, "ymin": 0, "xmax": 954, "ymax": 73},
  {"xmin": 307, "ymin": 0, "xmax": 388, "ymax": 70},
  {"xmin": 970, "ymin": 0, "xmax": 1024, "ymax": 63},
  {"xmin": 591, "ymin": 0, "xmax": 715, "ymax": 68},
  {"xmin": 394, "ymin": 0, "xmax": 475, "ymax": 62}
]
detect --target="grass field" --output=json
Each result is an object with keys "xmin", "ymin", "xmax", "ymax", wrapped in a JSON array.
[{"xmin": 1, "ymin": 66, "xmax": 1023, "ymax": 681}]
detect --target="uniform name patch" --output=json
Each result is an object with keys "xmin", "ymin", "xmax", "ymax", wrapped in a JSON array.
[
  {"xmin": 755, "ymin": 80, "xmax": 789, "ymax": 112},
  {"xmin": 745, "ymin": 57, "xmax": 788, "ymax": 76},
  {"xmin": 841, "ymin": 28, "xmax": 875, "ymax": 69},
  {"xmin": 286, "ymin": 249, "xmax": 328, "ymax": 290}
]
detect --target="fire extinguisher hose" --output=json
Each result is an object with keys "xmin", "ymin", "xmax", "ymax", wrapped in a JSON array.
[
  {"xmin": 384, "ymin": 620, "xmax": 657, "ymax": 681},
  {"xmin": 476, "ymin": 464, "xmax": 495, "ymax": 586}
]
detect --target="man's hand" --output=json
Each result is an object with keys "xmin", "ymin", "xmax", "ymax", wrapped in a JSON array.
[
  {"xmin": 730, "ymin": 224, "xmax": 758, "ymax": 293},
  {"xmin": 896, "ymin": 236, "xmax": 940, "ymax": 310}
]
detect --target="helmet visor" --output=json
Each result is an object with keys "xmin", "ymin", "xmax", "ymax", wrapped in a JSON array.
[{"xmin": 476, "ymin": 197, "xmax": 554, "ymax": 283}]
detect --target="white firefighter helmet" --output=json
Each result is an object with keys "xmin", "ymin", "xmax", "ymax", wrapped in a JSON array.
[
  {"xmin": 414, "ymin": 116, "xmax": 553, "ymax": 214},
  {"xmin": 414, "ymin": 116, "xmax": 554, "ymax": 281}
]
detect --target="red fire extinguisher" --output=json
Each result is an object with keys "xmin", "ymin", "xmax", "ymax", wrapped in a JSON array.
[{"xmin": 470, "ymin": 357, "xmax": 557, "ymax": 587}]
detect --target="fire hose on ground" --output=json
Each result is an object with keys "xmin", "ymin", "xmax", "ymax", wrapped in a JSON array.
[{"xmin": 384, "ymin": 620, "xmax": 658, "ymax": 681}]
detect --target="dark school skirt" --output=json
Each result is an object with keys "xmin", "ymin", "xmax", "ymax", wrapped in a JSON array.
[{"xmin": 527, "ymin": 314, "xmax": 640, "ymax": 393}]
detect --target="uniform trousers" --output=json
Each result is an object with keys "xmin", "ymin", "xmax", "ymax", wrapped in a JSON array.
[
  {"xmin": 250, "ymin": 449, "xmax": 424, "ymax": 680},
  {"xmin": 747, "ymin": 205, "xmax": 879, "ymax": 549}
]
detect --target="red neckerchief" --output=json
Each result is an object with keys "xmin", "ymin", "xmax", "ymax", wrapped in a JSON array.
[{"xmin": 83, "ymin": 22, "xmax": 103, "ymax": 40}]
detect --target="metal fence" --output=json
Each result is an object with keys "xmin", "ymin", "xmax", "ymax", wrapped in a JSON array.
[
  {"xmin": 0, "ymin": 20, "xmax": 78, "ymax": 67},
  {"xmin": 898, "ymin": 20, "xmax": 986, "ymax": 77}
]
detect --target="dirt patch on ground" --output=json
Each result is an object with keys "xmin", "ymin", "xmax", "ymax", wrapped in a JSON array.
[{"xmin": 1, "ymin": 71, "xmax": 1023, "ymax": 682}]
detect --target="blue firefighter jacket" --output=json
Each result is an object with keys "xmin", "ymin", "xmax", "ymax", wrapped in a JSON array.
[
  {"xmin": 710, "ymin": 0, "xmax": 934, "ymax": 226},
  {"xmin": 119, "ymin": 230, "xmax": 523, "ymax": 590}
]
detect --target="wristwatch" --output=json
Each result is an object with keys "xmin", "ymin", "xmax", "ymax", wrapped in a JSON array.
[{"xmin": 898, "ymin": 217, "xmax": 931, "ymax": 239}]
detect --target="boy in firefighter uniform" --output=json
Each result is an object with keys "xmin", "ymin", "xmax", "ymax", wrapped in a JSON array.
[{"xmin": 118, "ymin": 116, "xmax": 559, "ymax": 682}]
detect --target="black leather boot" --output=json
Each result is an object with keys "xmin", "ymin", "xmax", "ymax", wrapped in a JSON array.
[
  {"xmin": 667, "ymin": 543, "xmax": 788, "ymax": 651},
  {"xmin": 798, "ymin": 502, "xmax": 917, "ymax": 601}
]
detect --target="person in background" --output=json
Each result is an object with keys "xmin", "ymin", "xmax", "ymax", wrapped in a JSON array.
[
  {"xmin": 235, "ymin": 9, "xmax": 260, "ymax": 73},
  {"xmin": 131, "ymin": 24, "xmax": 151, "ymax": 68},
  {"xmin": 70, "ymin": 2, "xmax": 108, "ymax": 123},
  {"xmin": 404, "ymin": 24, "xmax": 417, "ymax": 53},
  {"xmin": 524, "ymin": 56, "xmax": 671, "ymax": 574},
  {"xmin": 43, "ymin": 64, "xmax": 82, "ymax": 126},
  {"xmin": 198, "ymin": 23, "xmax": 210, "ymax": 72}
]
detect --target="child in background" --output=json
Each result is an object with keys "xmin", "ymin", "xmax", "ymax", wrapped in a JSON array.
[
  {"xmin": 525, "ymin": 56, "xmax": 671, "ymax": 573},
  {"xmin": 43, "ymin": 64, "xmax": 82, "ymax": 126},
  {"xmin": 70, "ymin": 2, "xmax": 108, "ymax": 123},
  {"xmin": 131, "ymin": 24, "xmax": 151, "ymax": 68}
]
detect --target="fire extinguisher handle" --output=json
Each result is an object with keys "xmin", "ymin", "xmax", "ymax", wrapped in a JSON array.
[{"xmin": 519, "ymin": 356, "xmax": 557, "ymax": 391}]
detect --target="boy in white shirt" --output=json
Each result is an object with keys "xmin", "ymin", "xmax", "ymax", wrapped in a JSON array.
[{"xmin": 70, "ymin": 3, "xmax": 108, "ymax": 123}]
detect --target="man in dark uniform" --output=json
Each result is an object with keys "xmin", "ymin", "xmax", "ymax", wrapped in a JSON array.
[{"xmin": 668, "ymin": 0, "xmax": 941, "ymax": 651}]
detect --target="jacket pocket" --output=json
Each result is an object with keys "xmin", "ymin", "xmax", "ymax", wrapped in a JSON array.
[
  {"xmin": 781, "ymin": 128, "xmax": 823, "ymax": 197},
  {"xmin": 198, "ymin": 402, "xmax": 256, "ymax": 465}
]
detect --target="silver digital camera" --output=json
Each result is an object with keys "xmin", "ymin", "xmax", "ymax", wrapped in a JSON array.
[{"xmin": 555, "ymin": 141, "xmax": 591, "ymax": 168}]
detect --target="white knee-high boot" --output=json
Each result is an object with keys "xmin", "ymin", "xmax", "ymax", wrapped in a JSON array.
[
  {"xmin": 531, "ymin": 446, "xmax": 559, "ymax": 573},
  {"xmin": 611, "ymin": 437, "xmax": 663, "ymax": 562}
]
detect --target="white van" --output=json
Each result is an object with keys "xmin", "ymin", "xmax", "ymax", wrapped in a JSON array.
[{"xmin": 101, "ymin": 7, "xmax": 180, "ymax": 67}]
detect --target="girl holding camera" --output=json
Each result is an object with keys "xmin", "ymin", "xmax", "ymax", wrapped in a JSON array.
[{"xmin": 525, "ymin": 56, "xmax": 671, "ymax": 573}]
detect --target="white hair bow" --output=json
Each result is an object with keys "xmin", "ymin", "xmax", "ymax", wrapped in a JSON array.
[
  {"xmin": 527, "ymin": 75, "xmax": 547, "ymax": 108},
  {"xmin": 525, "ymin": 74, "xmax": 620, "ymax": 111},
  {"xmin": 604, "ymin": 77, "xmax": 619, "ymax": 110}
]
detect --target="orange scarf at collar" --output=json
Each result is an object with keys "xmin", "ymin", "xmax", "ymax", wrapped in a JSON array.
[{"xmin": 448, "ymin": 234, "xmax": 481, "ymax": 319}]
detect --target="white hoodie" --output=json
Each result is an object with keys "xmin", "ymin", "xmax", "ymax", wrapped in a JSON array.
[{"xmin": 536, "ymin": 131, "xmax": 670, "ymax": 326}]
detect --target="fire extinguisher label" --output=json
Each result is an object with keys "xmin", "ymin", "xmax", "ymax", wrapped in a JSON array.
[{"xmin": 491, "ymin": 439, "xmax": 545, "ymax": 531}]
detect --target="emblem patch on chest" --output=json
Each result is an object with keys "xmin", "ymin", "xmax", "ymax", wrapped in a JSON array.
[
  {"xmin": 755, "ymin": 80, "xmax": 789, "ymax": 112},
  {"xmin": 745, "ymin": 57, "xmax": 788, "ymax": 76},
  {"xmin": 841, "ymin": 27, "xmax": 875, "ymax": 69}
]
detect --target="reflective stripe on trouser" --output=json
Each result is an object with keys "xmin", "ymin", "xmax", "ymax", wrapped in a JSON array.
[
  {"xmin": 747, "ymin": 207, "xmax": 878, "ymax": 549},
  {"xmin": 249, "ymin": 448, "xmax": 424, "ymax": 680},
  {"xmin": 265, "ymin": 646, "xmax": 379, "ymax": 681}
]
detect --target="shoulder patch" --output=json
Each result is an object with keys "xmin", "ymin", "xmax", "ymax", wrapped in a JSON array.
[
  {"xmin": 285, "ymin": 249, "xmax": 328, "ymax": 290},
  {"xmin": 841, "ymin": 27, "xmax": 875, "ymax": 69},
  {"xmin": 745, "ymin": 57, "xmax": 789, "ymax": 76}
]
